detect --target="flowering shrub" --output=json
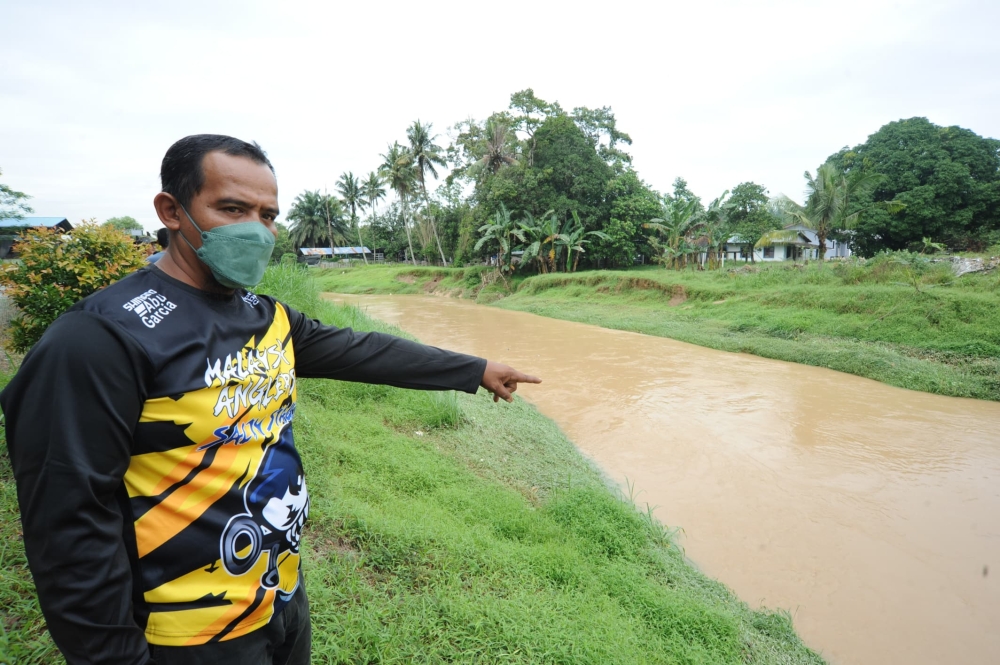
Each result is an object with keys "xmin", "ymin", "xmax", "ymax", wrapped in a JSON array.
[{"xmin": 0, "ymin": 223, "xmax": 147, "ymax": 352}]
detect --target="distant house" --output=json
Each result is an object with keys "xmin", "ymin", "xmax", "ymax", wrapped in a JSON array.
[
  {"xmin": 0, "ymin": 217, "xmax": 74, "ymax": 258},
  {"xmin": 724, "ymin": 224, "xmax": 852, "ymax": 262},
  {"xmin": 298, "ymin": 246, "xmax": 372, "ymax": 265}
]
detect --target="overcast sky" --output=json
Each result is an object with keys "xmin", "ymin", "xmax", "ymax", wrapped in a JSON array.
[{"xmin": 2, "ymin": 0, "xmax": 998, "ymax": 231}]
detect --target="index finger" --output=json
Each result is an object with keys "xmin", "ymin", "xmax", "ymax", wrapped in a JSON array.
[{"xmin": 511, "ymin": 371, "xmax": 542, "ymax": 385}]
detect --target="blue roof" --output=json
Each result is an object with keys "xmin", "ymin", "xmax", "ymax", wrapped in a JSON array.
[
  {"xmin": 299, "ymin": 246, "xmax": 371, "ymax": 255},
  {"xmin": 0, "ymin": 217, "xmax": 71, "ymax": 229}
]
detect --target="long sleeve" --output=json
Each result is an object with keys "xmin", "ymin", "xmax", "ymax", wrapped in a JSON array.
[
  {"xmin": 286, "ymin": 305, "xmax": 487, "ymax": 394},
  {"xmin": 0, "ymin": 311, "xmax": 153, "ymax": 664}
]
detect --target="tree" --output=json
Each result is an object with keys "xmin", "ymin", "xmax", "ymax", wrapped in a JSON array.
[
  {"xmin": 336, "ymin": 171, "xmax": 368, "ymax": 264},
  {"xmin": 826, "ymin": 117, "xmax": 1000, "ymax": 254},
  {"xmin": 286, "ymin": 190, "xmax": 348, "ymax": 251},
  {"xmin": 571, "ymin": 105, "xmax": 633, "ymax": 169},
  {"xmin": 767, "ymin": 165, "xmax": 901, "ymax": 261},
  {"xmin": 528, "ymin": 114, "xmax": 613, "ymax": 226},
  {"xmin": 406, "ymin": 120, "xmax": 448, "ymax": 265},
  {"xmin": 454, "ymin": 115, "xmax": 521, "ymax": 179},
  {"xmin": 509, "ymin": 89, "xmax": 562, "ymax": 166},
  {"xmin": 379, "ymin": 142, "xmax": 418, "ymax": 265},
  {"xmin": 592, "ymin": 170, "xmax": 661, "ymax": 267},
  {"xmin": 0, "ymin": 167, "xmax": 33, "ymax": 221},
  {"xmin": 361, "ymin": 171, "xmax": 386, "ymax": 220},
  {"xmin": 272, "ymin": 223, "xmax": 294, "ymax": 262},
  {"xmin": 726, "ymin": 182, "xmax": 778, "ymax": 262},
  {"xmin": 103, "ymin": 216, "xmax": 143, "ymax": 233}
]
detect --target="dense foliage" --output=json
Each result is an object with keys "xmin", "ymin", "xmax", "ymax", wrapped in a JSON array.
[
  {"xmin": 102, "ymin": 216, "xmax": 143, "ymax": 232},
  {"xmin": 0, "ymin": 224, "xmax": 147, "ymax": 352},
  {"xmin": 0, "ymin": 167, "xmax": 33, "ymax": 221},
  {"xmin": 300, "ymin": 94, "xmax": 1000, "ymax": 270},
  {"xmin": 827, "ymin": 117, "xmax": 1000, "ymax": 254}
]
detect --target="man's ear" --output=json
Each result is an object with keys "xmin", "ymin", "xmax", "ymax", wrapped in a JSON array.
[{"xmin": 153, "ymin": 192, "xmax": 183, "ymax": 232}]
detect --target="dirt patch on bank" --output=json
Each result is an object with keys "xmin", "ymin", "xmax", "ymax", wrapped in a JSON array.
[
  {"xmin": 423, "ymin": 276, "xmax": 443, "ymax": 292},
  {"xmin": 396, "ymin": 274, "xmax": 417, "ymax": 284}
]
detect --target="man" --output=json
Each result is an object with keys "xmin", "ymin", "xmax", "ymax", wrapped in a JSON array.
[
  {"xmin": 1, "ymin": 134, "xmax": 540, "ymax": 665},
  {"xmin": 146, "ymin": 227, "xmax": 169, "ymax": 263}
]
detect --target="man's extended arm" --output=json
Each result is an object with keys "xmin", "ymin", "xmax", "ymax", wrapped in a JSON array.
[
  {"xmin": 1, "ymin": 312, "xmax": 152, "ymax": 664},
  {"xmin": 288, "ymin": 306, "xmax": 488, "ymax": 392}
]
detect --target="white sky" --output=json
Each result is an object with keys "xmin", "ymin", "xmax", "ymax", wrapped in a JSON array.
[{"xmin": 2, "ymin": 0, "xmax": 998, "ymax": 232}]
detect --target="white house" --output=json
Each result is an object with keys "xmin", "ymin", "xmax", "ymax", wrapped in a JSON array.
[{"xmin": 724, "ymin": 224, "xmax": 852, "ymax": 262}]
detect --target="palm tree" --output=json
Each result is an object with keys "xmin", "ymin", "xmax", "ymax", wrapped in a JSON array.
[
  {"xmin": 406, "ymin": 120, "xmax": 448, "ymax": 265},
  {"xmin": 644, "ymin": 197, "xmax": 704, "ymax": 269},
  {"xmin": 472, "ymin": 117, "xmax": 520, "ymax": 177},
  {"xmin": 286, "ymin": 190, "xmax": 348, "ymax": 251},
  {"xmin": 361, "ymin": 171, "xmax": 386, "ymax": 220},
  {"xmin": 336, "ymin": 171, "xmax": 368, "ymax": 265},
  {"xmin": 379, "ymin": 142, "xmax": 418, "ymax": 266},
  {"xmin": 760, "ymin": 164, "xmax": 903, "ymax": 261}
]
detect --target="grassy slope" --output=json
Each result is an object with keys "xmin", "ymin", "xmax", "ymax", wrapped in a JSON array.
[
  {"xmin": 0, "ymin": 264, "xmax": 822, "ymax": 664},
  {"xmin": 315, "ymin": 263, "xmax": 1000, "ymax": 401}
]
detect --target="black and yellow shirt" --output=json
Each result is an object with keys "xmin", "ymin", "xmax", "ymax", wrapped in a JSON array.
[{"xmin": 1, "ymin": 266, "xmax": 485, "ymax": 663}]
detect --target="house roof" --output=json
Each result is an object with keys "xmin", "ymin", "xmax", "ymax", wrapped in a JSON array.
[
  {"xmin": 299, "ymin": 246, "xmax": 372, "ymax": 256},
  {"xmin": 0, "ymin": 216, "xmax": 72, "ymax": 229}
]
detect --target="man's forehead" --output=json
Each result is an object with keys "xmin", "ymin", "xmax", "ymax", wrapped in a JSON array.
[{"xmin": 201, "ymin": 152, "xmax": 277, "ymax": 194}]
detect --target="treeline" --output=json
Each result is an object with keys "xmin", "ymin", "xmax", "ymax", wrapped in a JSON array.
[{"xmin": 283, "ymin": 93, "xmax": 1000, "ymax": 267}]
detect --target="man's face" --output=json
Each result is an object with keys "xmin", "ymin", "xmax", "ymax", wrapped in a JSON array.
[{"xmin": 186, "ymin": 151, "xmax": 280, "ymax": 239}]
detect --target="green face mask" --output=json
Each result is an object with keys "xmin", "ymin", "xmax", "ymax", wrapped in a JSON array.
[{"xmin": 178, "ymin": 206, "xmax": 275, "ymax": 289}]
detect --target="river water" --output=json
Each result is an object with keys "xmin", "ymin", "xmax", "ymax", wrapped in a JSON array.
[{"xmin": 325, "ymin": 293, "xmax": 1000, "ymax": 664}]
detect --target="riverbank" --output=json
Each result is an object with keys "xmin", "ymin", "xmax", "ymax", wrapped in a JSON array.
[
  {"xmin": 314, "ymin": 262, "xmax": 1000, "ymax": 401},
  {"xmin": 0, "ymin": 263, "xmax": 822, "ymax": 663}
]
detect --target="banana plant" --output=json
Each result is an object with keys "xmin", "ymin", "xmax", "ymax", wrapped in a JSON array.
[{"xmin": 557, "ymin": 211, "xmax": 610, "ymax": 272}]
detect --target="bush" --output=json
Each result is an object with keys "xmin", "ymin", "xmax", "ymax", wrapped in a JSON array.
[{"xmin": 0, "ymin": 224, "xmax": 147, "ymax": 352}]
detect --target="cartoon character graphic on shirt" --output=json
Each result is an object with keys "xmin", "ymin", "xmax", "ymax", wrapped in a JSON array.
[{"xmin": 219, "ymin": 424, "xmax": 309, "ymax": 589}]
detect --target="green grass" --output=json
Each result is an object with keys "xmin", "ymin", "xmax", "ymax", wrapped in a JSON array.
[
  {"xmin": 0, "ymin": 262, "xmax": 823, "ymax": 663},
  {"xmin": 315, "ymin": 260, "xmax": 1000, "ymax": 401}
]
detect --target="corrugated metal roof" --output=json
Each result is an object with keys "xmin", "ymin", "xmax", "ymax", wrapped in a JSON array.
[
  {"xmin": 0, "ymin": 216, "xmax": 71, "ymax": 229},
  {"xmin": 299, "ymin": 246, "xmax": 371, "ymax": 255}
]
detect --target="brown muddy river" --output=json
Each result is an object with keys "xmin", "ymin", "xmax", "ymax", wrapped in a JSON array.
[{"xmin": 325, "ymin": 293, "xmax": 1000, "ymax": 664}]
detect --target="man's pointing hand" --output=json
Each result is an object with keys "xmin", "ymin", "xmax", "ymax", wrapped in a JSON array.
[{"xmin": 480, "ymin": 360, "xmax": 542, "ymax": 403}]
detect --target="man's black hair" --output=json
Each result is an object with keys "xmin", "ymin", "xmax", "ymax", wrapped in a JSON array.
[
  {"xmin": 160, "ymin": 134, "xmax": 274, "ymax": 208},
  {"xmin": 156, "ymin": 227, "xmax": 169, "ymax": 248}
]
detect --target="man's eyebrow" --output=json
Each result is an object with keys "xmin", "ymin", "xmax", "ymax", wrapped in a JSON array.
[
  {"xmin": 215, "ymin": 198, "xmax": 279, "ymax": 216},
  {"xmin": 214, "ymin": 197, "xmax": 254, "ymax": 208}
]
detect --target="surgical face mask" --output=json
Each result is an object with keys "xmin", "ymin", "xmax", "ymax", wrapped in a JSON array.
[{"xmin": 178, "ymin": 205, "xmax": 275, "ymax": 289}]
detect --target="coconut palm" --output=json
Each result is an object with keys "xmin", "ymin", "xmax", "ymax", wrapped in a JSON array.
[
  {"xmin": 473, "ymin": 117, "xmax": 520, "ymax": 177},
  {"xmin": 406, "ymin": 119, "xmax": 447, "ymax": 265},
  {"xmin": 286, "ymin": 190, "xmax": 348, "ymax": 251},
  {"xmin": 336, "ymin": 171, "xmax": 368, "ymax": 264},
  {"xmin": 379, "ymin": 142, "xmax": 418, "ymax": 266},
  {"xmin": 361, "ymin": 171, "xmax": 386, "ymax": 220},
  {"xmin": 760, "ymin": 164, "xmax": 903, "ymax": 260}
]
